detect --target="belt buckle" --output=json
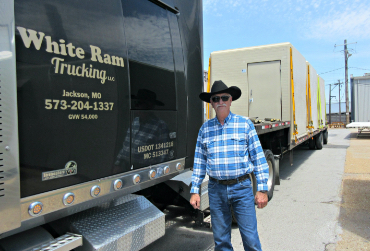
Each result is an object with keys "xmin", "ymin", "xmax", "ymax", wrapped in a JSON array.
[{"xmin": 227, "ymin": 179, "xmax": 236, "ymax": 185}]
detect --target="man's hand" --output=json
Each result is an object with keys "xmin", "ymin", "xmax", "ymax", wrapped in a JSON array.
[
  {"xmin": 255, "ymin": 191, "xmax": 268, "ymax": 209},
  {"xmin": 190, "ymin": 193, "xmax": 201, "ymax": 209}
]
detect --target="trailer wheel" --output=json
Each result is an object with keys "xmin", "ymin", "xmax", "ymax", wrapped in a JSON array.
[
  {"xmin": 315, "ymin": 132, "xmax": 323, "ymax": 150},
  {"xmin": 264, "ymin": 149, "xmax": 276, "ymax": 201},
  {"xmin": 323, "ymin": 130, "xmax": 328, "ymax": 144},
  {"xmin": 308, "ymin": 137, "xmax": 316, "ymax": 150}
]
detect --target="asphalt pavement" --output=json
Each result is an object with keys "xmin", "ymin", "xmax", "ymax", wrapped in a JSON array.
[
  {"xmin": 143, "ymin": 129, "xmax": 369, "ymax": 251},
  {"xmin": 250, "ymin": 129, "xmax": 349, "ymax": 251}
]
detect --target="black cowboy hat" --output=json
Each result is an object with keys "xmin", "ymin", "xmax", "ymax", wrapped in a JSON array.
[
  {"xmin": 131, "ymin": 89, "xmax": 164, "ymax": 106},
  {"xmin": 199, "ymin": 80, "xmax": 242, "ymax": 103}
]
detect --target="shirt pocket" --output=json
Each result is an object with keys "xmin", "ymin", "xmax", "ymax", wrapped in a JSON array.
[{"xmin": 230, "ymin": 137, "xmax": 247, "ymax": 157}]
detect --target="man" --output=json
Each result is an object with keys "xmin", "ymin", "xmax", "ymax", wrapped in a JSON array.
[{"xmin": 190, "ymin": 80, "xmax": 269, "ymax": 251}]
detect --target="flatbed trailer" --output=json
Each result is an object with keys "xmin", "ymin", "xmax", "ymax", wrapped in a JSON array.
[{"xmin": 208, "ymin": 43, "xmax": 329, "ymax": 200}]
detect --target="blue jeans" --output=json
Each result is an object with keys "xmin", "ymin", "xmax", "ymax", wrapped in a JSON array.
[{"xmin": 208, "ymin": 177, "xmax": 262, "ymax": 251}]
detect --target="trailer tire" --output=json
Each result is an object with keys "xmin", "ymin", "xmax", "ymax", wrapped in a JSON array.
[
  {"xmin": 323, "ymin": 130, "xmax": 328, "ymax": 144},
  {"xmin": 315, "ymin": 132, "xmax": 323, "ymax": 150},
  {"xmin": 264, "ymin": 149, "xmax": 275, "ymax": 201},
  {"xmin": 308, "ymin": 137, "xmax": 316, "ymax": 150}
]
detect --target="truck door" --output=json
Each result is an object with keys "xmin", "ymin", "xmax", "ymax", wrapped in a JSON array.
[
  {"xmin": 15, "ymin": 0, "xmax": 131, "ymax": 197},
  {"xmin": 247, "ymin": 61, "xmax": 281, "ymax": 120},
  {"xmin": 115, "ymin": 0, "xmax": 186, "ymax": 171}
]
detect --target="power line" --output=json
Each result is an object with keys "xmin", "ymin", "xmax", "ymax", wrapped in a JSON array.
[
  {"xmin": 319, "ymin": 67, "xmax": 344, "ymax": 75},
  {"xmin": 325, "ymin": 80, "xmax": 344, "ymax": 86},
  {"xmin": 319, "ymin": 66, "xmax": 370, "ymax": 76},
  {"xmin": 349, "ymin": 67, "xmax": 370, "ymax": 71}
]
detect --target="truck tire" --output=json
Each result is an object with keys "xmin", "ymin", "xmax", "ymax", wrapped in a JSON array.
[
  {"xmin": 264, "ymin": 149, "xmax": 276, "ymax": 201},
  {"xmin": 308, "ymin": 137, "xmax": 316, "ymax": 150},
  {"xmin": 315, "ymin": 132, "xmax": 323, "ymax": 150},
  {"xmin": 323, "ymin": 130, "xmax": 328, "ymax": 144}
]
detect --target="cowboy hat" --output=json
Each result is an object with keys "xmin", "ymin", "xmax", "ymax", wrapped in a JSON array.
[{"xmin": 199, "ymin": 80, "xmax": 241, "ymax": 103}]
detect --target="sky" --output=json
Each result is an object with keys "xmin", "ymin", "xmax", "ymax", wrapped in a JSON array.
[{"xmin": 203, "ymin": 0, "xmax": 370, "ymax": 106}]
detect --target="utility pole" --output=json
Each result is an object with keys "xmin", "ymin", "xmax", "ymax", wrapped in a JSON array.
[
  {"xmin": 328, "ymin": 84, "xmax": 336, "ymax": 124},
  {"xmin": 344, "ymin": 39, "xmax": 349, "ymax": 124},
  {"xmin": 334, "ymin": 40, "xmax": 356, "ymax": 124},
  {"xmin": 334, "ymin": 80, "xmax": 341, "ymax": 122}
]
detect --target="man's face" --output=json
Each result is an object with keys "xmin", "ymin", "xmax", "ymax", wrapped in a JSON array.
[{"xmin": 210, "ymin": 93, "xmax": 232, "ymax": 115}]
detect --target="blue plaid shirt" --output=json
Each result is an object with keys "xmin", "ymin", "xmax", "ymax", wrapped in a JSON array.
[{"xmin": 191, "ymin": 112, "xmax": 269, "ymax": 194}]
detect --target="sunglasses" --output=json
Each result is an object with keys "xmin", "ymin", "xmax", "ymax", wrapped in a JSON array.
[{"xmin": 211, "ymin": 95, "xmax": 231, "ymax": 103}]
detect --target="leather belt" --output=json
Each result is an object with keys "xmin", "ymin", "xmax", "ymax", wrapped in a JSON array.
[{"xmin": 209, "ymin": 173, "xmax": 250, "ymax": 185}]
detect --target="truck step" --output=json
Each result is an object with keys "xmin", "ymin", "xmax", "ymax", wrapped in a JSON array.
[
  {"xmin": 32, "ymin": 233, "xmax": 82, "ymax": 251},
  {"xmin": 165, "ymin": 170, "xmax": 210, "ymax": 211},
  {"xmin": 70, "ymin": 194, "xmax": 165, "ymax": 251},
  {"xmin": 203, "ymin": 215, "xmax": 212, "ymax": 228}
]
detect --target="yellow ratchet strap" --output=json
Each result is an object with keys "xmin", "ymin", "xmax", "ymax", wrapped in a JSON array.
[
  {"xmin": 306, "ymin": 65, "xmax": 314, "ymax": 130},
  {"xmin": 290, "ymin": 48, "xmax": 298, "ymax": 142},
  {"xmin": 317, "ymin": 76, "xmax": 323, "ymax": 128},
  {"xmin": 306, "ymin": 74, "xmax": 309, "ymax": 130}
]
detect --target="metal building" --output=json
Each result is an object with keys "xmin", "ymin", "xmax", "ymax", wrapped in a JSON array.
[
  {"xmin": 326, "ymin": 102, "xmax": 351, "ymax": 124},
  {"xmin": 351, "ymin": 74, "xmax": 370, "ymax": 122}
]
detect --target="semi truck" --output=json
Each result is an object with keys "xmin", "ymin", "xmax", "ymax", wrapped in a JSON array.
[
  {"xmin": 207, "ymin": 43, "xmax": 329, "ymax": 200},
  {"xmin": 0, "ymin": 0, "xmax": 205, "ymax": 250}
]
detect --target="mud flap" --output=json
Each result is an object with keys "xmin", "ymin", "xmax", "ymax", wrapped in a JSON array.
[{"xmin": 165, "ymin": 170, "xmax": 209, "ymax": 211}]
